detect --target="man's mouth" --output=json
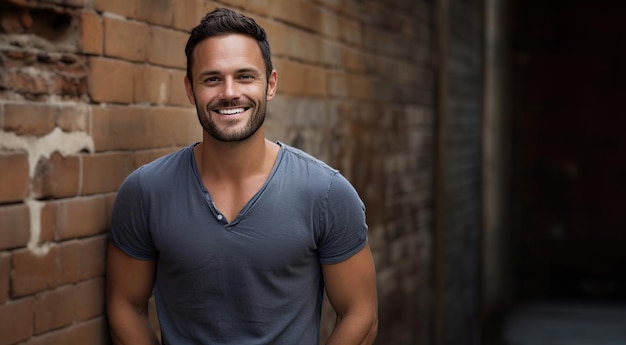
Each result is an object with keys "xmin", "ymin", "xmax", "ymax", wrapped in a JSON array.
[{"xmin": 216, "ymin": 107, "xmax": 246, "ymax": 115}]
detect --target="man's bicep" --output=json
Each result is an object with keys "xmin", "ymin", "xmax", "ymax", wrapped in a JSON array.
[
  {"xmin": 322, "ymin": 244, "xmax": 378, "ymax": 316},
  {"xmin": 106, "ymin": 242, "xmax": 156, "ymax": 309}
]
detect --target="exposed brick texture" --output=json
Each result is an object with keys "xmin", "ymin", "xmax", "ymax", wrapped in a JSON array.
[
  {"xmin": 0, "ymin": 0, "xmax": 486, "ymax": 344},
  {"xmin": 0, "ymin": 151, "xmax": 29, "ymax": 203}
]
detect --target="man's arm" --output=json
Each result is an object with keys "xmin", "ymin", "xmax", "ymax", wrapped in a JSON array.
[
  {"xmin": 322, "ymin": 244, "xmax": 378, "ymax": 345},
  {"xmin": 106, "ymin": 242, "xmax": 160, "ymax": 345}
]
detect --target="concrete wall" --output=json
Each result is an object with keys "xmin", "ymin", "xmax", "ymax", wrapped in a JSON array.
[{"xmin": 0, "ymin": 0, "xmax": 486, "ymax": 344}]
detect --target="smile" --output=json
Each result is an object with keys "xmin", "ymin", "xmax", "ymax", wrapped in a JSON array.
[{"xmin": 217, "ymin": 108, "xmax": 246, "ymax": 115}]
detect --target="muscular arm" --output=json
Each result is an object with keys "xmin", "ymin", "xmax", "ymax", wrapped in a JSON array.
[
  {"xmin": 106, "ymin": 242, "xmax": 159, "ymax": 345},
  {"xmin": 322, "ymin": 244, "xmax": 378, "ymax": 345}
]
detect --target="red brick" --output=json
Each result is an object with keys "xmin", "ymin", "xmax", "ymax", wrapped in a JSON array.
[
  {"xmin": 39, "ymin": 202, "xmax": 55, "ymax": 242},
  {"xmin": 103, "ymin": 15, "xmax": 149, "ymax": 62},
  {"xmin": 136, "ymin": 0, "xmax": 174, "ymax": 26},
  {"xmin": 169, "ymin": 69, "xmax": 191, "ymax": 106},
  {"xmin": 79, "ymin": 10, "xmax": 102, "ymax": 55},
  {"xmin": 74, "ymin": 278, "xmax": 105, "ymax": 320},
  {"xmin": 55, "ymin": 104, "xmax": 89, "ymax": 132},
  {"xmin": 91, "ymin": 105, "xmax": 200, "ymax": 151},
  {"xmin": 269, "ymin": 0, "xmax": 322, "ymax": 34},
  {"xmin": 172, "ymin": 0, "xmax": 207, "ymax": 31},
  {"xmin": 53, "ymin": 195, "xmax": 109, "ymax": 241},
  {"xmin": 0, "ymin": 297, "xmax": 34, "ymax": 345},
  {"xmin": 11, "ymin": 247, "xmax": 59, "ymax": 297},
  {"xmin": 34, "ymin": 285, "xmax": 75, "ymax": 334},
  {"xmin": 32, "ymin": 152, "xmax": 80, "ymax": 199},
  {"xmin": 0, "ymin": 203, "xmax": 30, "ymax": 250},
  {"xmin": 93, "ymin": 0, "xmax": 136, "ymax": 18},
  {"xmin": 81, "ymin": 152, "xmax": 135, "ymax": 195},
  {"xmin": 4, "ymin": 103, "xmax": 56, "ymax": 136},
  {"xmin": 148, "ymin": 26, "xmax": 187, "ymax": 69},
  {"xmin": 59, "ymin": 236, "xmax": 107, "ymax": 284},
  {"xmin": 88, "ymin": 57, "xmax": 135, "ymax": 104},
  {"xmin": 273, "ymin": 58, "xmax": 327, "ymax": 97},
  {"xmin": 0, "ymin": 253, "xmax": 9, "ymax": 304},
  {"xmin": 134, "ymin": 147, "xmax": 179, "ymax": 167},
  {"xmin": 134, "ymin": 64, "xmax": 171, "ymax": 104},
  {"xmin": 64, "ymin": 317, "xmax": 110, "ymax": 345},
  {"xmin": 4, "ymin": 68, "xmax": 49, "ymax": 95},
  {"xmin": 0, "ymin": 151, "xmax": 29, "ymax": 203}
]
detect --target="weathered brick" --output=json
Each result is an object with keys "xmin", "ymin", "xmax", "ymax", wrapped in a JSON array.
[
  {"xmin": 148, "ymin": 26, "xmax": 187, "ymax": 69},
  {"xmin": 0, "ymin": 297, "xmax": 34, "ymax": 345},
  {"xmin": 134, "ymin": 147, "xmax": 179, "ymax": 167},
  {"xmin": 103, "ymin": 15, "xmax": 150, "ymax": 62},
  {"xmin": 0, "ymin": 150, "xmax": 29, "ymax": 203},
  {"xmin": 55, "ymin": 104, "xmax": 89, "ymax": 132},
  {"xmin": 4, "ymin": 68, "xmax": 49, "ymax": 95},
  {"xmin": 81, "ymin": 152, "xmax": 135, "ymax": 195},
  {"xmin": 0, "ymin": 253, "xmax": 9, "ymax": 304},
  {"xmin": 34, "ymin": 285, "xmax": 75, "ymax": 334},
  {"xmin": 74, "ymin": 278, "xmax": 105, "ymax": 321},
  {"xmin": 79, "ymin": 10, "xmax": 102, "ymax": 55},
  {"xmin": 3, "ymin": 103, "xmax": 56, "ymax": 136},
  {"xmin": 0, "ymin": 203, "xmax": 30, "ymax": 250},
  {"xmin": 327, "ymin": 71, "xmax": 371, "ymax": 100},
  {"xmin": 134, "ymin": 64, "xmax": 171, "ymax": 104},
  {"xmin": 88, "ymin": 57, "xmax": 135, "ymax": 104},
  {"xmin": 11, "ymin": 246, "xmax": 59, "ymax": 297},
  {"xmin": 273, "ymin": 58, "xmax": 327, "ymax": 97},
  {"xmin": 53, "ymin": 195, "xmax": 109, "ymax": 241},
  {"xmin": 59, "ymin": 236, "xmax": 107, "ymax": 284},
  {"xmin": 172, "ymin": 0, "xmax": 207, "ymax": 31},
  {"xmin": 135, "ymin": 0, "xmax": 174, "ymax": 26},
  {"xmin": 64, "ymin": 317, "xmax": 110, "ymax": 345},
  {"xmin": 93, "ymin": 0, "xmax": 136, "ymax": 18},
  {"xmin": 269, "ymin": 0, "xmax": 322, "ymax": 34},
  {"xmin": 39, "ymin": 202, "xmax": 55, "ymax": 243},
  {"xmin": 32, "ymin": 152, "xmax": 80, "ymax": 199},
  {"xmin": 91, "ymin": 105, "xmax": 200, "ymax": 151},
  {"xmin": 169, "ymin": 69, "xmax": 190, "ymax": 106}
]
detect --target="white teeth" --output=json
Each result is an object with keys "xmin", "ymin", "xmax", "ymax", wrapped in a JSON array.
[{"xmin": 218, "ymin": 108, "xmax": 245, "ymax": 115}]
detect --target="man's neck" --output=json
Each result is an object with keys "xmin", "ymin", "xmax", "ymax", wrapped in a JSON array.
[{"xmin": 194, "ymin": 130, "xmax": 279, "ymax": 182}]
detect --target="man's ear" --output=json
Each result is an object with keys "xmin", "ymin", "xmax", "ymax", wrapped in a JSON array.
[
  {"xmin": 266, "ymin": 70, "xmax": 278, "ymax": 100},
  {"xmin": 184, "ymin": 76, "xmax": 196, "ymax": 105}
]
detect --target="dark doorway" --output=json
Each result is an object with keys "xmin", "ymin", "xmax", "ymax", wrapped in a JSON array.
[{"xmin": 511, "ymin": 0, "xmax": 626, "ymax": 301}]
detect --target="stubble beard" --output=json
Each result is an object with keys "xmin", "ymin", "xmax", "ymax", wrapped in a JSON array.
[{"xmin": 196, "ymin": 97, "xmax": 267, "ymax": 143}]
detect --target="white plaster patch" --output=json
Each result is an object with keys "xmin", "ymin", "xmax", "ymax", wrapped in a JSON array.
[
  {"xmin": 0, "ymin": 127, "xmax": 95, "ymax": 256},
  {"xmin": 0, "ymin": 127, "xmax": 94, "ymax": 177},
  {"xmin": 158, "ymin": 82, "xmax": 168, "ymax": 104}
]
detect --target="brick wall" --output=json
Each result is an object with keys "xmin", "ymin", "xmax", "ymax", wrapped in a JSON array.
[
  {"xmin": 434, "ymin": 0, "xmax": 484, "ymax": 344},
  {"xmin": 0, "ymin": 0, "xmax": 445, "ymax": 344}
]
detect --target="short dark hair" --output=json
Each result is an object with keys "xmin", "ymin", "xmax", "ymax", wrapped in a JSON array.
[{"xmin": 185, "ymin": 8, "xmax": 273, "ymax": 82}]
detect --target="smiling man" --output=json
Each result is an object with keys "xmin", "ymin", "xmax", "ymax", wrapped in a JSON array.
[{"xmin": 106, "ymin": 8, "xmax": 378, "ymax": 345}]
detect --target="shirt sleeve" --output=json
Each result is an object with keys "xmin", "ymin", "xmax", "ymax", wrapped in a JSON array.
[
  {"xmin": 317, "ymin": 172, "xmax": 368, "ymax": 265},
  {"xmin": 109, "ymin": 167, "xmax": 159, "ymax": 261}
]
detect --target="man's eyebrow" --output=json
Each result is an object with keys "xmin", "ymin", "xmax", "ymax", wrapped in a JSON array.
[{"xmin": 198, "ymin": 68, "xmax": 261, "ymax": 77}]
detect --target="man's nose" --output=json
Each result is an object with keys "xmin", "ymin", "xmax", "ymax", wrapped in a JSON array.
[{"xmin": 219, "ymin": 78, "xmax": 239, "ymax": 100}]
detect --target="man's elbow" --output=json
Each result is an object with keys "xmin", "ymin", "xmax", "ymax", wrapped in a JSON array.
[{"xmin": 364, "ymin": 314, "xmax": 378, "ymax": 344}]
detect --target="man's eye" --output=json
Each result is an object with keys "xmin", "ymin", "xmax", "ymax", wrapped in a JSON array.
[
  {"xmin": 204, "ymin": 77, "xmax": 219, "ymax": 83},
  {"xmin": 239, "ymin": 75, "xmax": 253, "ymax": 80}
]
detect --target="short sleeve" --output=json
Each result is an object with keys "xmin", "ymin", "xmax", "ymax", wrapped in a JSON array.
[
  {"xmin": 109, "ymin": 167, "xmax": 158, "ymax": 261},
  {"xmin": 317, "ymin": 172, "xmax": 368, "ymax": 264}
]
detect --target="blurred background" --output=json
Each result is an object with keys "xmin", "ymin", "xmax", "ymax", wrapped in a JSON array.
[{"xmin": 0, "ymin": 0, "xmax": 625, "ymax": 344}]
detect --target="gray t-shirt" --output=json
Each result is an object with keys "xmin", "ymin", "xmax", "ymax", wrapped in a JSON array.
[{"xmin": 110, "ymin": 142, "xmax": 368, "ymax": 345}]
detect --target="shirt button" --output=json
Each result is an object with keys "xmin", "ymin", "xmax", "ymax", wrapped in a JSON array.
[{"xmin": 217, "ymin": 214, "xmax": 223, "ymax": 221}]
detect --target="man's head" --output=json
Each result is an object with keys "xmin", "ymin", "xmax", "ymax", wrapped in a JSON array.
[{"xmin": 185, "ymin": 8, "xmax": 273, "ymax": 83}]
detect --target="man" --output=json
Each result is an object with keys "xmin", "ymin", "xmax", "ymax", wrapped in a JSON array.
[{"xmin": 106, "ymin": 7, "xmax": 378, "ymax": 345}]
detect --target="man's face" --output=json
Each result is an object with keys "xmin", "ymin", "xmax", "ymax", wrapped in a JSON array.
[{"xmin": 184, "ymin": 34, "xmax": 277, "ymax": 142}]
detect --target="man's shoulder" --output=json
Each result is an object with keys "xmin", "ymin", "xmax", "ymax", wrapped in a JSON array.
[
  {"xmin": 279, "ymin": 142, "xmax": 338, "ymax": 175},
  {"xmin": 126, "ymin": 144, "xmax": 195, "ymax": 187}
]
